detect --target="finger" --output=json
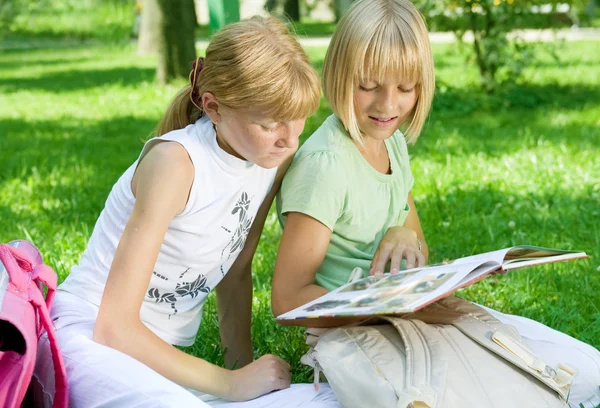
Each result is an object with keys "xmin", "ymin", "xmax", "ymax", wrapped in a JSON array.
[
  {"xmin": 369, "ymin": 250, "xmax": 380, "ymax": 275},
  {"xmin": 373, "ymin": 245, "xmax": 392, "ymax": 276},
  {"xmin": 390, "ymin": 247, "xmax": 403, "ymax": 273},
  {"xmin": 416, "ymin": 250, "xmax": 426, "ymax": 267},
  {"xmin": 273, "ymin": 376, "xmax": 291, "ymax": 391},
  {"xmin": 277, "ymin": 368, "xmax": 291, "ymax": 382},
  {"xmin": 267, "ymin": 369, "xmax": 291, "ymax": 391},
  {"xmin": 270, "ymin": 354, "xmax": 291, "ymax": 370},
  {"xmin": 405, "ymin": 250, "xmax": 416, "ymax": 270}
]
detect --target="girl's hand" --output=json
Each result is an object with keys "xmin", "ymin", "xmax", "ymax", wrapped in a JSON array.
[
  {"xmin": 370, "ymin": 226, "xmax": 425, "ymax": 276},
  {"xmin": 228, "ymin": 354, "xmax": 291, "ymax": 401}
]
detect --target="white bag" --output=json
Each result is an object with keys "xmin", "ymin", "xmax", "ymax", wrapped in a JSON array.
[{"xmin": 302, "ymin": 296, "xmax": 576, "ymax": 408}]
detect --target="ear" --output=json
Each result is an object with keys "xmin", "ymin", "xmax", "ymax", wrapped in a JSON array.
[{"xmin": 201, "ymin": 92, "xmax": 221, "ymax": 125}]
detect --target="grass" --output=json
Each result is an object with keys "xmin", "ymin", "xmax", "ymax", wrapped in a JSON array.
[{"xmin": 1, "ymin": 40, "xmax": 599, "ymax": 388}]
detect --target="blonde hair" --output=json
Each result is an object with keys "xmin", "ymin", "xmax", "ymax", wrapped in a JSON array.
[
  {"xmin": 156, "ymin": 16, "xmax": 321, "ymax": 136},
  {"xmin": 322, "ymin": 0, "xmax": 434, "ymax": 144}
]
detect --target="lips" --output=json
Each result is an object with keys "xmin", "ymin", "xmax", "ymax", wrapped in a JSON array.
[{"xmin": 368, "ymin": 116, "xmax": 398, "ymax": 127}]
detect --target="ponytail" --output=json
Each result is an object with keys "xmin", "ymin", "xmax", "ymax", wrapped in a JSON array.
[{"xmin": 155, "ymin": 85, "xmax": 204, "ymax": 137}]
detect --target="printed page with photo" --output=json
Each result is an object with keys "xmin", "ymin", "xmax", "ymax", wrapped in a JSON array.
[
  {"xmin": 276, "ymin": 245, "xmax": 588, "ymax": 320},
  {"xmin": 277, "ymin": 261, "xmax": 492, "ymax": 320}
]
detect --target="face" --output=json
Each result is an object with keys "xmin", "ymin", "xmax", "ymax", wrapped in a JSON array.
[
  {"xmin": 354, "ymin": 73, "xmax": 418, "ymax": 143},
  {"xmin": 202, "ymin": 94, "xmax": 305, "ymax": 169}
]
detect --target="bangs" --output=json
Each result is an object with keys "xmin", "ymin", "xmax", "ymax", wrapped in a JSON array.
[
  {"xmin": 357, "ymin": 19, "xmax": 422, "ymax": 86},
  {"xmin": 256, "ymin": 65, "xmax": 321, "ymax": 122}
]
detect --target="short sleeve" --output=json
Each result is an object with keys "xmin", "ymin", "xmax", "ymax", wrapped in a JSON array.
[
  {"xmin": 393, "ymin": 131, "xmax": 414, "ymax": 193},
  {"xmin": 278, "ymin": 151, "xmax": 346, "ymax": 231}
]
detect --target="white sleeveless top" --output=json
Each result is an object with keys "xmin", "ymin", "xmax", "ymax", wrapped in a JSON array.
[{"xmin": 59, "ymin": 115, "xmax": 277, "ymax": 346}]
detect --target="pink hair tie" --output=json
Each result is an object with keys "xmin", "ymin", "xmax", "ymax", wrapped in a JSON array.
[{"xmin": 189, "ymin": 57, "xmax": 204, "ymax": 110}]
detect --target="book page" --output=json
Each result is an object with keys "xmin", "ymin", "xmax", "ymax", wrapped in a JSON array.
[
  {"xmin": 453, "ymin": 261, "xmax": 502, "ymax": 289},
  {"xmin": 502, "ymin": 252, "xmax": 588, "ymax": 270},
  {"xmin": 276, "ymin": 261, "xmax": 484, "ymax": 320},
  {"xmin": 452, "ymin": 248, "xmax": 511, "ymax": 266},
  {"xmin": 503, "ymin": 245, "xmax": 576, "ymax": 260}
]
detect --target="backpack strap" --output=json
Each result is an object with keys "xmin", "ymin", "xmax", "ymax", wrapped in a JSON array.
[
  {"xmin": 0, "ymin": 244, "xmax": 28, "ymax": 290},
  {"xmin": 31, "ymin": 263, "xmax": 58, "ymax": 329},
  {"xmin": 28, "ymin": 285, "xmax": 68, "ymax": 408},
  {"xmin": 450, "ymin": 312, "xmax": 575, "ymax": 399},
  {"xmin": 379, "ymin": 318, "xmax": 439, "ymax": 408},
  {"xmin": 410, "ymin": 296, "xmax": 575, "ymax": 400}
]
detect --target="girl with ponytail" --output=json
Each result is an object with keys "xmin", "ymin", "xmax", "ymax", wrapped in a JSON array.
[{"xmin": 34, "ymin": 16, "xmax": 339, "ymax": 408}]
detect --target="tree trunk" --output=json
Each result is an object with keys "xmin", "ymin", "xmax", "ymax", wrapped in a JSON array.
[
  {"xmin": 156, "ymin": 0, "xmax": 197, "ymax": 84},
  {"xmin": 138, "ymin": 0, "xmax": 161, "ymax": 56},
  {"xmin": 283, "ymin": 0, "xmax": 300, "ymax": 22}
]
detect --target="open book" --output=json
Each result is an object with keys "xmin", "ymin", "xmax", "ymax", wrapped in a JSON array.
[{"xmin": 275, "ymin": 245, "xmax": 588, "ymax": 321}]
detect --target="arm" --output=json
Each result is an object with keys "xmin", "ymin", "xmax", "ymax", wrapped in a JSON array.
[
  {"xmin": 216, "ymin": 157, "xmax": 292, "ymax": 369},
  {"xmin": 272, "ymin": 212, "xmax": 366, "ymax": 328},
  {"xmin": 93, "ymin": 142, "xmax": 289, "ymax": 401},
  {"xmin": 370, "ymin": 192, "xmax": 429, "ymax": 275}
]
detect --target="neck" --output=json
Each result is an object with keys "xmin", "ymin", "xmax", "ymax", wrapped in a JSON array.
[
  {"xmin": 356, "ymin": 137, "xmax": 386, "ymax": 156},
  {"xmin": 354, "ymin": 138, "xmax": 391, "ymax": 175},
  {"xmin": 215, "ymin": 128, "xmax": 245, "ymax": 161}
]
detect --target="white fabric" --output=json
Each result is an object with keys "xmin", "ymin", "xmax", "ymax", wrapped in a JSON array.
[
  {"xmin": 33, "ymin": 291, "xmax": 340, "ymax": 408},
  {"xmin": 34, "ymin": 293, "xmax": 599, "ymax": 408},
  {"xmin": 59, "ymin": 116, "xmax": 277, "ymax": 346},
  {"xmin": 481, "ymin": 304, "xmax": 600, "ymax": 408}
]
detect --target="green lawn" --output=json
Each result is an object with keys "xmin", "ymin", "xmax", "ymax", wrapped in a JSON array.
[{"xmin": 1, "ymin": 41, "xmax": 599, "ymax": 384}]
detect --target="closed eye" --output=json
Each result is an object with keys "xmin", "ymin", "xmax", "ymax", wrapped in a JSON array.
[
  {"xmin": 260, "ymin": 124, "xmax": 279, "ymax": 131},
  {"xmin": 359, "ymin": 85, "xmax": 377, "ymax": 92}
]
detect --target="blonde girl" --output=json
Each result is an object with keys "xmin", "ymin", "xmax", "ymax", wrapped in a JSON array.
[
  {"xmin": 33, "ymin": 17, "xmax": 339, "ymax": 408},
  {"xmin": 272, "ymin": 0, "xmax": 600, "ymax": 406}
]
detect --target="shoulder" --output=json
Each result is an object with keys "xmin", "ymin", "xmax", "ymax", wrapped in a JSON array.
[
  {"xmin": 292, "ymin": 116, "xmax": 350, "ymax": 170},
  {"xmin": 140, "ymin": 140, "xmax": 194, "ymax": 179},
  {"xmin": 389, "ymin": 130, "xmax": 411, "ymax": 159},
  {"xmin": 132, "ymin": 140, "xmax": 194, "ymax": 210},
  {"xmin": 300, "ymin": 115, "xmax": 347, "ymax": 153}
]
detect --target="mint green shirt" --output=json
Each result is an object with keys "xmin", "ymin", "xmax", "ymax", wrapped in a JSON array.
[{"xmin": 277, "ymin": 115, "xmax": 415, "ymax": 291}]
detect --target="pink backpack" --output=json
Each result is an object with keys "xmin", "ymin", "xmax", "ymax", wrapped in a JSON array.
[{"xmin": 0, "ymin": 240, "xmax": 68, "ymax": 408}]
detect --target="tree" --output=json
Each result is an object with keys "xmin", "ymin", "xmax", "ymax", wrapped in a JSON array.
[
  {"xmin": 141, "ymin": 0, "xmax": 196, "ymax": 84},
  {"xmin": 264, "ymin": 0, "xmax": 300, "ymax": 22},
  {"xmin": 283, "ymin": 0, "xmax": 301, "ymax": 21},
  {"xmin": 138, "ymin": 0, "xmax": 161, "ymax": 56}
]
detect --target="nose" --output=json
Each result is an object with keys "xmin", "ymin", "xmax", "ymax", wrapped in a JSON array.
[
  {"xmin": 376, "ymin": 86, "xmax": 396, "ymax": 113},
  {"xmin": 276, "ymin": 122, "xmax": 301, "ymax": 149}
]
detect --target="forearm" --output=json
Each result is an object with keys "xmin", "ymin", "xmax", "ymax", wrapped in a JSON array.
[
  {"xmin": 272, "ymin": 282, "xmax": 328, "ymax": 320},
  {"xmin": 216, "ymin": 267, "xmax": 253, "ymax": 369},
  {"xmin": 94, "ymin": 320, "xmax": 233, "ymax": 398}
]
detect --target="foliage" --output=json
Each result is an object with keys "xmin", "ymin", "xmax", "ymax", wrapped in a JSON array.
[
  {"xmin": 415, "ymin": 0, "xmax": 588, "ymax": 93},
  {"xmin": 1, "ymin": 0, "xmax": 134, "ymax": 43},
  {"xmin": 1, "ymin": 42, "xmax": 599, "ymax": 384},
  {"xmin": 0, "ymin": 0, "xmax": 27, "ymax": 37}
]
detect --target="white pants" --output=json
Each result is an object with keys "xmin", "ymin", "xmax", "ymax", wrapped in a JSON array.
[
  {"xmin": 35, "ymin": 292, "xmax": 600, "ymax": 408},
  {"xmin": 481, "ymin": 304, "xmax": 600, "ymax": 408},
  {"xmin": 33, "ymin": 291, "xmax": 339, "ymax": 408}
]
